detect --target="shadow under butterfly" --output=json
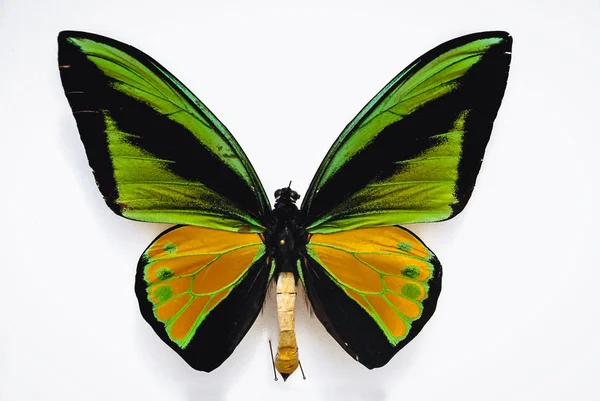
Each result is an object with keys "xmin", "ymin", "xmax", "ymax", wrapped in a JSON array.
[{"xmin": 57, "ymin": 30, "xmax": 512, "ymax": 380}]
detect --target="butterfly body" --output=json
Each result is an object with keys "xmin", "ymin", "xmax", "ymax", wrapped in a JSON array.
[
  {"xmin": 264, "ymin": 186, "xmax": 306, "ymax": 275},
  {"xmin": 265, "ymin": 187, "xmax": 305, "ymax": 379},
  {"xmin": 58, "ymin": 30, "xmax": 511, "ymax": 379}
]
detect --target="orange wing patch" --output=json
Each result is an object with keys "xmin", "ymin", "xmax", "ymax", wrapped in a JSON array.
[
  {"xmin": 307, "ymin": 226, "xmax": 439, "ymax": 345},
  {"xmin": 140, "ymin": 226, "xmax": 265, "ymax": 348}
]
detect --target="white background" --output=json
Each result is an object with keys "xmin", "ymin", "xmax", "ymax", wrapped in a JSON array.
[{"xmin": 1, "ymin": 0, "xmax": 599, "ymax": 400}]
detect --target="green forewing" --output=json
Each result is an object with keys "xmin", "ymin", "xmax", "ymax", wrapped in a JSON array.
[
  {"xmin": 302, "ymin": 32, "xmax": 512, "ymax": 233},
  {"xmin": 58, "ymin": 31, "xmax": 270, "ymax": 232}
]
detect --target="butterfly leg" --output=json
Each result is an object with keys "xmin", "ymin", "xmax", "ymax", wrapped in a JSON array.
[
  {"xmin": 298, "ymin": 359, "xmax": 306, "ymax": 380},
  {"xmin": 268, "ymin": 340, "xmax": 278, "ymax": 381}
]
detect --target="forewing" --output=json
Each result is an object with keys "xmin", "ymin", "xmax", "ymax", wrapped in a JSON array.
[
  {"xmin": 302, "ymin": 32, "xmax": 512, "ymax": 233},
  {"xmin": 58, "ymin": 31, "xmax": 270, "ymax": 232},
  {"xmin": 135, "ymin": 226, "xmax": 272, "ymax": 371},
  {"xmin": 300, "ymin": 226, "xmax": 441, "ymax": 368}
]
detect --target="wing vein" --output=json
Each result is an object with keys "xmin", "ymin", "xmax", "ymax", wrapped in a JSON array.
[{"xmin": 367, "ymin": 180, "xmax": 455, "ymax": 187}]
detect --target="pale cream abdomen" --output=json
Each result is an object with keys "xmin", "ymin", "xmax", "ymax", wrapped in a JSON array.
[{"xmin": 275, "ymin": 271, "xmax": 298, "ymax": 379}]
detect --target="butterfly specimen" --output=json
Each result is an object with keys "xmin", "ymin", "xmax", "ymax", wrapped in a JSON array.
[{"xmin": 58, "ymin": 30, "xmax": 512, "ymax": 380}]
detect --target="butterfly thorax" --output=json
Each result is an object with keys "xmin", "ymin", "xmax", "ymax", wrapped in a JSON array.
[{"xmin": 265, "ymin": 187, "xmax": 306, "ymax": 276}]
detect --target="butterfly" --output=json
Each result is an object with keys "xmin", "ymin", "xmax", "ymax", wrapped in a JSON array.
[{"xmin": 58, "ymin": 30, "xmax": 512, "ymax": 380}]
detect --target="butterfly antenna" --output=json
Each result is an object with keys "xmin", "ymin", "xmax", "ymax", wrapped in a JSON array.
[
  {"xmin": 298, "ymin": 359, "xmax": 306, "ymax": 380},
  {"xmin": 268, "ymin": 340, "xmax": 278, "ymax": 381},
  {"xmin": 288, "ymin": 181, "xmax": 292, "ymax": 189}
]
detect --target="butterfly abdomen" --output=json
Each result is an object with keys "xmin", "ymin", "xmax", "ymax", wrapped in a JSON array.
[{"xmin": 275, "ymin": 271, "xmax": 299, "ymax": 379}]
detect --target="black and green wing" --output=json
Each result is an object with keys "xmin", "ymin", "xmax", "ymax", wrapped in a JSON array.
[
  {"xmin": 58, "ymin": 31, "xmax": 270, "ymax": 232},
  {"xmin": 301, "ymin": 31, "xmax": 512, "ymax": 233},
  {"xmin": 299, "ymin": 32, "xmax": 512, "ymax": 368}
]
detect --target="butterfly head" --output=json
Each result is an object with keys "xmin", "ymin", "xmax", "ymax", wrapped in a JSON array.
[{"xmin": 274, "ymin": 186, "xmax": 300, "ymax": 204}]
